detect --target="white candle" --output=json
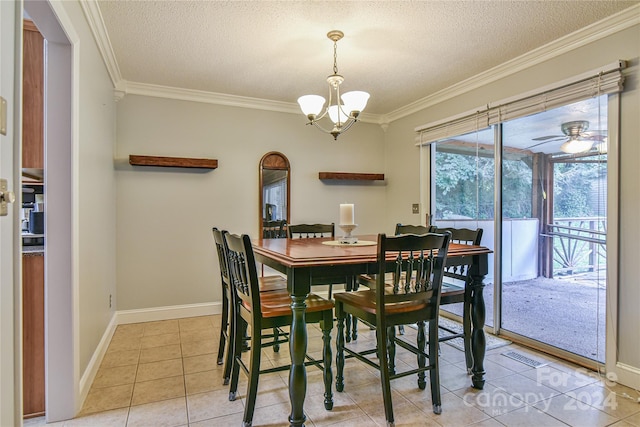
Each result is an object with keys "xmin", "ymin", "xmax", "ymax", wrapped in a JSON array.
[{"xmin": 340, "ymin": 203, "xmax": 354, "ymax": 225}]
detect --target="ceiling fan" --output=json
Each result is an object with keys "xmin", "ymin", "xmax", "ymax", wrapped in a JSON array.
[{"xmin": 528, "ymin": 120, "xmax": 606, "ymax": 154}]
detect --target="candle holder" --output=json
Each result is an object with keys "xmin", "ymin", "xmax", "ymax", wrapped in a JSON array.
[{"xmin": 338, "ymin": 224, "xmax": 358, "ymax": 244}]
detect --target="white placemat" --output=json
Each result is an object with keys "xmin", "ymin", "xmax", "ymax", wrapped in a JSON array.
[{"xmin": 321, "ymin": 240, "xmax": 377, "ymax": 247}]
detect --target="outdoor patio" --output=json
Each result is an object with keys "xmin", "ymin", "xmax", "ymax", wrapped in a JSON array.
[{"xmin": 443, "ymin": 272, "xmax": 607, "ymax": 363}]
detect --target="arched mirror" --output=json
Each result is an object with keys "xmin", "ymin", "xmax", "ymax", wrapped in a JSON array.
[{"xmin": 259, "ymin": 152, "xmax": 290, "ymax": 238}]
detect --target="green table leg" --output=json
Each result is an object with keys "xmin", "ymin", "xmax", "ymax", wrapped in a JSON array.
[{"xmin": 288, "ymin": 294, "xmax": 307, "ymax": 426}]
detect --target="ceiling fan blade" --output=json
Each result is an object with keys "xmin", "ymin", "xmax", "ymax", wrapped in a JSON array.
[
  {"xmin": 531, "ymin": 135, "xmax": 564, "ymax": 141},
  {"xmin": 525, "ymin": 138, "xmax": 567, "ymax": 150},
  {"xmin": 582, "ymin": 134, "xmax": 607, "ymax": 142}
]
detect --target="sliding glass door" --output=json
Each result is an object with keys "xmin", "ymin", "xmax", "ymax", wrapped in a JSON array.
[
  {"xmin": 500, "ymin": 96, "xmax": 607, "ymax": 362},
  {"xmin": 432, "ymin": 96, "xmax": 608, "ymax": 363},
  {"xmin": 433, "ymin": 127, "xmax": 496, "ymax": 328}
]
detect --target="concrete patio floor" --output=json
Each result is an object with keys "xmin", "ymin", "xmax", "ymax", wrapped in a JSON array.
[{"xmin": 442, "ymin": 272, "xmax": 607, "ymax": 363}]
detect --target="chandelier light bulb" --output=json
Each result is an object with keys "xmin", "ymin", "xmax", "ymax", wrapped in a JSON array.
[
  {"xmin": 328, "ymin": 104, "xmax": 349, "ymax": 125},
  {"xmin": 341, "ymin": 91, "xmax": 370, "ymax": 116},
  {"xmin": 297, "ymin": 95, "xmax": 326, "ymax": 119}
]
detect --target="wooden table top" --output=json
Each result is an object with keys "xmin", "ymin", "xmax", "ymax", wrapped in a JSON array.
[{"xmin": 253, "ymin": 234, "xmax": 492, "ymax": 268}]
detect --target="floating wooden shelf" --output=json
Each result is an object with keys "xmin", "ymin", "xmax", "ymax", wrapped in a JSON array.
[
  {"xmin": 129, "ymin": 155, "xmax": 218, "ymax": 169},
  {"xmin": 319, "ymin": 172, "xmax": 384, "ymax": 181}
]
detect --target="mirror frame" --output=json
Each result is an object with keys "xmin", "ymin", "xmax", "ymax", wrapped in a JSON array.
[{"xmin": 258, "ymin": 151, "xmax": 290, "ymax": 237}]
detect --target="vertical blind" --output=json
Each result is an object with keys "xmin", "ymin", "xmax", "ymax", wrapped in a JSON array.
[{"xmin": 415, "ymin": 60, "xmax": 626, "ymax": 145}]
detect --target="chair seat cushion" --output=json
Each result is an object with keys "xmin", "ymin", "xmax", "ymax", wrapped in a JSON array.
[
  {"xmin": 243, "ymin": 289, "xmax": 334, "ymax": 318},
  {"xmin": 334, "ymin": 289, "xmax": 429, "ymax": 315}
]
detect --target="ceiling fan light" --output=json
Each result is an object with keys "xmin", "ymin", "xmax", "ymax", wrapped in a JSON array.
[
  {"xmin": 297, "ymin": 95, "xmax": 326, "ymax": 118},
  {"xmin": 596, "ymin": 140, "xmax": 608, "ymax": 154},
  {"xmin": 560, "ymin": 138, "xmax": 594, "ymax": 154},
  {"xmin": 341, "ymin": 91, "xmax": 370, "ymax": 116}
]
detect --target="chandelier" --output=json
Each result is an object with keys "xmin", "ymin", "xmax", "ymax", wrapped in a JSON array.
[{"xmin": 297, "ymin": 30, "xmax": 369, "ymax": 140}]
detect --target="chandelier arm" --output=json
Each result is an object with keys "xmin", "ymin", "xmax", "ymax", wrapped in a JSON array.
[
  {"xmin": 339, "ymin": 118, "xmax": 357, "ymax": 133},
  {"xmin": 337, "ymin": 103, "xmax": 357, "ymax": 120},
  {"xmin": 313, "ymin": 108, "xmax": 331, "ymax": 123},
  {"xmin": 311, "ymin": 120, "xmax": 337, "ymax": 135}
]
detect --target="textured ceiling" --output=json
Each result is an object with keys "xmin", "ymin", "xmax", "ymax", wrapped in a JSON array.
[{"xmin": 97, "ymin": 1, "xmax": 638, "ymax": 117}]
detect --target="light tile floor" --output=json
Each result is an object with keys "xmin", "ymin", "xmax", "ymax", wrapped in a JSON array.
[{"xmin": 25, "ymin": 315, "xmax": 640, "ymax": 426}]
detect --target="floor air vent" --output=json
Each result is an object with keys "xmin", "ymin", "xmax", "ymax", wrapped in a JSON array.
[{"xmin": 501, "ymin": 350, "xmax": 548, "ymax": 368}]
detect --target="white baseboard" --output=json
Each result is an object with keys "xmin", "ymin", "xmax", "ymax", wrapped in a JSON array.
[
  {"xmin": 78, "ymin": 312, "xmax": 118, "ymax": 405},
  {"xmin": 614, "ymin": 362, "xmax": 640, "ymax": 390},
  {"xmin": 78, "ymin": 302, "xmax": 223, "ymax": 408},
  {"xmin": 116, "ymin": 302, "xmax": 221, "ymax": 324}
]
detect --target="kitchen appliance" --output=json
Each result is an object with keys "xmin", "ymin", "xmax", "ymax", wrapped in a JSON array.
[{"xmin": 29, "ymin": 211, "xmax": 44, "ymax": 234}]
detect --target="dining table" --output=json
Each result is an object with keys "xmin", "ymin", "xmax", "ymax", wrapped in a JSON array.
[{"xmin": 252, "ymin": 234, "xmax": 492, "ymax": 427}]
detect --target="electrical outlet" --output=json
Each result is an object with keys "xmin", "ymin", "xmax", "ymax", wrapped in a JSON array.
[{"xmin": 412, "ymin": 204, "xmax": 419, "ymax": 214}]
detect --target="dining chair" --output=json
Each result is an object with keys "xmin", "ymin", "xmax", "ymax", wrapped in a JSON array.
[
  {"xmin": 358, "ymin": 225, "xmax": 434, "ymax": 289},
  {"xmin": 212, "ymin": 227, "xmax": 288, "ymax": 385},
  {"xmin": 262, "ymin": 219, "xmax": 287, "ymax": 238},
  {"xmin": 358, "ymin": 223, "xmax": 435, "ymax": 335},
  {"xmin": 287, "ymin": 223, "xmax": 335, "ymax": 239},
  {"xmin": 287, "ymin": 223, "xmax": 344, "ymax": 299},
  {"xmin": 335, "ymin": 232, "xmax": 451, "ymax": 425},
  {"xmin": 432, "ymin": 226, "xmax": 483, "ymax": 373},
  {"xmin": 395, "ymin": 223, "xmax": 434, "ymax": 235},
  {"xmin": 223, "ymin": 231, "xmax": 335, "ymax": 426},
  {"xmin": 211, "ymin": 228, "xmax": 235, "ymax": 384}
]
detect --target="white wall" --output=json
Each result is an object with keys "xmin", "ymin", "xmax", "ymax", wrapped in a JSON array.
[
  {"xmin": 115, "ymin": 95, "xmax": 385, "ymax": 310},
  {"xmin": 435, "ymin": 219, "xmax": 539, "ymax": 283},
  {"xmin": 67, "ymin": 0, "xmax": 118, "ymax": 378},
  {"xmin": 384, "ymin": 25, "xmax": 640, "ymax": 385}
]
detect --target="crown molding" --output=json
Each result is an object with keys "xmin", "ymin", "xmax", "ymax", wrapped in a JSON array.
[
  {"xmin": 119, "ymin": 80, "xmax": 382, "ymax": 123},
  {"xmin": 122, "ymin": 81, "xmax": 300, "ymax": 113},
  {"xmin": 82, "ymin": 0, "xmax": 637, "ymax": 126},
  {"xmin": 384, "ymin": 4, "xmax": 640, "ymax": 123},
  {"xmin": 79, "ymin": 0, "xmax": 122, "ymax": 87}
]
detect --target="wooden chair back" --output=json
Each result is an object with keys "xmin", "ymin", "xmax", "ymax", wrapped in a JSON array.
[
  {"xmin": 432, "ymin": 227, "xmax": 482, "ymax": 246},
  {"xmin": 212, "ymin": 227, "xmax": 230, "ymax": 288},
  {"xmin": 262, "ymin": 220, "xmax": 286, "ymax": 238},
  {"xmin": 287, "ymin": 223, "xmax": 335, "ymax": 239},
  {"xmin": 431, "ymin": 227, "xmax": 483, "ymax": 283},
  {"xmin": 223, "ymin": 232, "xmax": 263, "ymax": 319},
  {"xmin": 395, "ymin": 223, "xmax": 434, "ymax": 235},
  {"xmin": 375, "ymin": 232, "xmax": 450, "ymax": 320}
]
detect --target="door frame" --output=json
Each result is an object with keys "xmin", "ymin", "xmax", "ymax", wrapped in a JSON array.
[
  {"xmin": 0, "ymin": 0, "xmax": 21, "ymax": 425},
  {"xmin": 23, "ymin": 0, "xmax": 78, "ymax": 421}
]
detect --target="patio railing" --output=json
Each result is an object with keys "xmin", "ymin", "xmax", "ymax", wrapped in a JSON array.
[{"xmin": 546, "ymin": 217, "xmax": 606, "ymax": 275}]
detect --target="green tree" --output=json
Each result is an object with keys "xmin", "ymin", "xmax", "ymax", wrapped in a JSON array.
[
  {"xmin": 554, "ymin": 160, "xmax": 606, "ymax": 218},
  {"xmin": 435, "ymin": 152, "xmax": 533, "ymax": 219}
]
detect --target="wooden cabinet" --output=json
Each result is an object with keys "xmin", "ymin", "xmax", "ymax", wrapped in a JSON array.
[
  {"xmin": 23, "ymin": 20, "xmax": 44, "ymax": 170},
  {"xmin": 23, "ymin": 253, "xmax": 45, "ymax": 418}
]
